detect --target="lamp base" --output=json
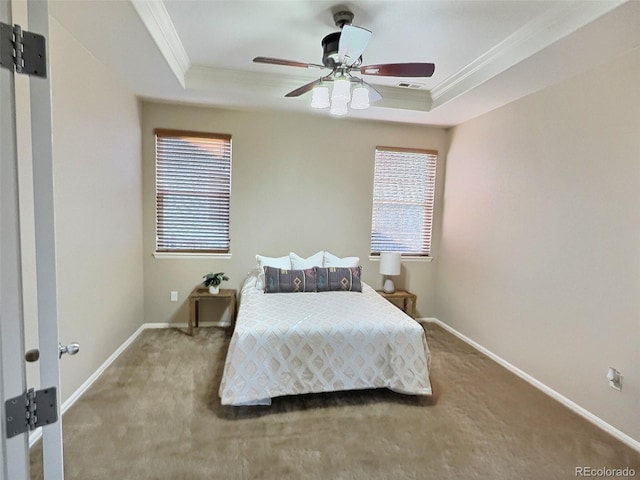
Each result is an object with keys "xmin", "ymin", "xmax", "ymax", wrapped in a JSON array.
[{"xmin": 383, "ymin": 278, "xmax": 395, "ymax": 294}]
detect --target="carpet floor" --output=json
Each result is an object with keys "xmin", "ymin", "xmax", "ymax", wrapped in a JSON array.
[{"xmin": 30, "ymin": 323, "xmax": 640, "ymax": 479}]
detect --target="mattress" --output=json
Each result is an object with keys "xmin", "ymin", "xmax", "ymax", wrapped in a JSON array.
[{"xmin": 219, "ymin": 273, "xmax": 432, "ymax": 406}]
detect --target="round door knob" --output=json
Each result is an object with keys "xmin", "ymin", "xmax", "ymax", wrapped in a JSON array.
[{"xmin": 59, "ymin": 342, "xmax": 80, "ymax": 358}]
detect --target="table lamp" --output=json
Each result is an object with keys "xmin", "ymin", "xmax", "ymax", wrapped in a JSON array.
[{"xmin": 379, "ymin": 252, "xmax": 401, "ymax": 293}]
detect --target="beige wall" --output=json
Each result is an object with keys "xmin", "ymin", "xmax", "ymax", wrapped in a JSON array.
[
  {"xmin": 47, "ymin": 18, "xmax": 143, "ymax": 402},
  {"xmin": 437, "ymin": 47, "xmax": 640, "ymax": 441},
  {"xmin": 141, "ymin": 103, "xmax": 448, "ymax": 324}
]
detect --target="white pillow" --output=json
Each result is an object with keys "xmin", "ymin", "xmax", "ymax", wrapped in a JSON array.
[
  {"xmin": 290, "ymin": 251, "xmax": 324, "ymax": 269},
  {"xmin": 256, "ymin": 254, "xmax": 291, "ymax": 289},
  {"xmin": 323, "ymin": 251, "xmax": 360, "ymax": 267}
]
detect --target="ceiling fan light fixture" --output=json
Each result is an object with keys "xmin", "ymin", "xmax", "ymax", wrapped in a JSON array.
[
  {"xmin": 350, "ymin": 85, "xmax": 370, "ymax": 109},
  {"xmin": 311, "ymin": 85, "xmax": 330, "ymax": 109},
  {"xmin": 330, "ymin": 97, "xmax": 349, "ymax": 116},
  {"xmin": 332, "ymin": 77, "xmax": 351, "ymax": 102}
]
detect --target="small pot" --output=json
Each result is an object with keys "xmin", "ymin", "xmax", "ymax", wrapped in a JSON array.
[{"xmin": 208, "ymin": 285, "xmax": 220, "ymax": 294}]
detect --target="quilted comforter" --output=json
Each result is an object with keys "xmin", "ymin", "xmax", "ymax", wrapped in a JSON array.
[{"xmin": 219, "ymin": 273, "xmax": 432, "ymax": 405}]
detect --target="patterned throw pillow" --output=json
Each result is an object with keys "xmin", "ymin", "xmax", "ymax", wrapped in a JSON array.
[
  {"xmin": 315, "ymin": 266, "xmax": 362, "ymax": 292},
  {"xmin": 263, "ymin": 267, "xmax": 317, "ymax": 293}
]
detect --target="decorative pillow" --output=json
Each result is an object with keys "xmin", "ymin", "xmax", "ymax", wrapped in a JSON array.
[
  {"xmin": 256, "ymin": 254, "xmax": 292, "ymax": 290},
  {"xmin": 315, "ymin": 266, "xmax": 362, "ymax": 292},
  {"xmin": 264, "ymin": 267, "xmax": 317, "ymax": 293},
  {"xmin": 290, "ymin": 251, "xmax": 324, "ymax": 269},
  {"xmin": 323, "ymin": 251, "xmax": 360, "ymax": 268}
]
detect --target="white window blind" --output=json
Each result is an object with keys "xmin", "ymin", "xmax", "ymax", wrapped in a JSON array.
[
  {"xmin": 155, "ymin": 129, "xmax": 232, "ymax": 253},
  {"xmin": 370, "ymin": 147, "xmax": 437, "ymax": 256}
]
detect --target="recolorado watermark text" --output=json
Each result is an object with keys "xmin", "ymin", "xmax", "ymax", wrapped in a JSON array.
[{"xmin": 575, "ymin": 467, "xmax": 636, "ymax": 477}]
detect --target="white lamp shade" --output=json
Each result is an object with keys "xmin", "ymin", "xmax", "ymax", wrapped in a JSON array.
[
  {"xmin": 311, "ymin": 85, "xmax": 330, "ymax": 109},
  {"xmin": 332, "ymin": 78, "xmax": 351, "ymax": 102},
  {"xmin": 379, "ymin": 251, "xmax": 401, "ymax": 275},
  {"xmin": 330, "ymin": 97, "xmax": 348, "ymax": 116},
  {"xmin": 350, "ymin": 86, "xmax": 370, "ymax": 109}
]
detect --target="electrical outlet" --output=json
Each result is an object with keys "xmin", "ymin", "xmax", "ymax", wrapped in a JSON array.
[
  {"xmin": 607, "ymin": 367, "xmax": 622, "ymax": 391},
  {"xmin": 170, "ymin": 291, "xmax": 178, "ymax": 302}
]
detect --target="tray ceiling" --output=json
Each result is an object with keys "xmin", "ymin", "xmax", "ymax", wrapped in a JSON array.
[{"xmin": 49, "ymin": 0, "xmax": 640, "ymax": 126}]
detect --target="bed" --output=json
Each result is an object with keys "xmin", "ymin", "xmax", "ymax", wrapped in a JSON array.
[{"xmin": 219, "ymin": 264, "xmax": 432, "ymax": 406}]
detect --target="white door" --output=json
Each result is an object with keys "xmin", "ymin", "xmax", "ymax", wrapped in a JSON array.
[
  {"xmin": 1, "ymin": 0, "xmax": 31, "ymax": 475},
  {"xmin": 1, "ymin": 0, "xmax": 64, "ymax": 478},
  {"xmin": 1, "ymin": 1, "xmax": 30, "ymax": 477}
]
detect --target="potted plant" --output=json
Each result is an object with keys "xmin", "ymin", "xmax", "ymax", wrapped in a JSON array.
[{"xmin": 202, "ymin": 272, "xmax": 229, "ymax": 294}]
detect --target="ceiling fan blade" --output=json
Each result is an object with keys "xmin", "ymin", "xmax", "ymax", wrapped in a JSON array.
[
  {"xmin": 253, "ymin": 56, "xmax": 325, "ymax": 70},
  {"xmin": 285, "ymin": 79, "xmax": 322, "ymax": 98},
  {"xmin": 338, "ymin": 25, "xmax": 371, "ymax": 66},
  {"xmin": 360, "ymin": 63, "xmax": 435, "ymax": 77}
]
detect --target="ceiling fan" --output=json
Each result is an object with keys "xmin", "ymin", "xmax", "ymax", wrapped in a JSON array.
[{"xmin": 253, "ymin": 10, "xmax": 435, "ymax": 107}]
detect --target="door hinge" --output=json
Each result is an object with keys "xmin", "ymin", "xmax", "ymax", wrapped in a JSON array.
[
  {"xmin": 5, "ymin": 387, "xmax": 58, "ymax": 438},
  {"xmin": 0, "ymin": 22, "xmax": 47, "ymax": 78}
]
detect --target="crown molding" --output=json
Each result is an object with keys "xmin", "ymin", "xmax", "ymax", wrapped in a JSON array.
[
  {"xmin": 430, "ymin": 0, "xmax": 626, "ymax": 110},
  {"xmin": 130, "ymin": 0, "xmax": 191, "ymax": 87}
]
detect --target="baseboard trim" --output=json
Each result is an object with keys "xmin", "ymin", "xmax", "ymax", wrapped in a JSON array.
[
  {"xmin": 419, "ymin": 317, "xmax": 640, "ymax": 453},
  {"xmin": 144, "ymin": 321, "xmax": 230, "ymax": 329}
]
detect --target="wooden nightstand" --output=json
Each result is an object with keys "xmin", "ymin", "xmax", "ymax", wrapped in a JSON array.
[
  {"xmin": 376, "ymin": 290, "xmax": 417, "ymax": 318},
  {"xmin": 188, "ymin": 287, "xmax": 237, "ymax": 336}
]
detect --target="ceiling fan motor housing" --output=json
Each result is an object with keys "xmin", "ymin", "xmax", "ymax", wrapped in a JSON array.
[
  {"xmin": 321, "ymin": 32, "xmax": 341, "ymax": 67},
  {"xmin": 322, "ymin": 10, "xmax": 360, "ymax": 68}
]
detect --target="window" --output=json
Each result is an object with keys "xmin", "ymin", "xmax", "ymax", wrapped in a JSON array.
[
  {"xmin": 155, "ymin": 129, "xmax": 232, "ymax": 253},
  {"xmin": 370, "ymin": 147, "xmax": 437, "ymax": 257}
]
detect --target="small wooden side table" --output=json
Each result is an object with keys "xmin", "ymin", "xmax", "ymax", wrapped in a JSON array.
[
  {"xmin": 376, "ymin": 289, "xmax": 417, "ymax": 318},
  {"xmin": 188, "ymin": 287, "xmax": 237, "ymax": 336}
]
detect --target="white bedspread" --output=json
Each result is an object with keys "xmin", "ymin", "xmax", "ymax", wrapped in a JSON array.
[{"xmin": 219, "ymin": 274, "xmax": 432, "ymax": 406}]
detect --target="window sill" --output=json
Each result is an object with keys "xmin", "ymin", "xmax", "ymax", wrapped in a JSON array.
[
  {"xmin": 368, "ymin": 255, "xmax": 433, "ymax": 263},
  {"xmin": 153, "ymin": 252, "xmax": 232, "ymax": 260}
]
